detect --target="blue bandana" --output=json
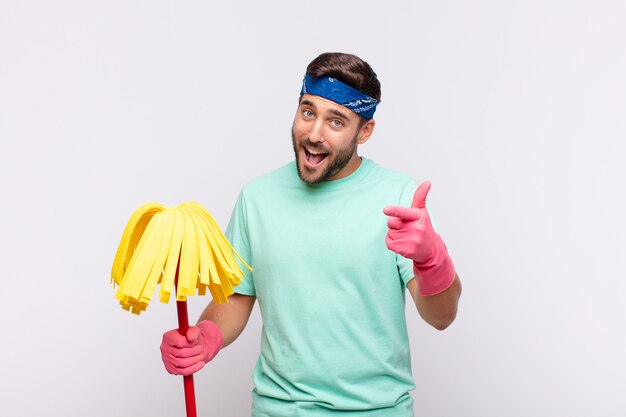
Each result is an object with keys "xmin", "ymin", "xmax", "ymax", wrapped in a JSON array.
[{"xmin": 300, "ymin": 73, "xmax": 379, "ymax": 120}]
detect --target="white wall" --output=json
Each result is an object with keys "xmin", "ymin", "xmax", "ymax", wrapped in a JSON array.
[{"xmin": 1, "ymin": 1, "xmax": 625, "ymax": 416}]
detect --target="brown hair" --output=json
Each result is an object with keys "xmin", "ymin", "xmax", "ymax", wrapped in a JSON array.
[{"xmin": 306, "ymin": 52, "xmax": 382, "ymax": 102}]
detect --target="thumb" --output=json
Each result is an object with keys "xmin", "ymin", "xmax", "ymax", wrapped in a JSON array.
[
  {"xmin": 411, "ymin": 181, "xmax": 432, "ymax": 209},
  {"xmin": 185, "ymin": 326, "xmax": 201, "ymax": 344}
]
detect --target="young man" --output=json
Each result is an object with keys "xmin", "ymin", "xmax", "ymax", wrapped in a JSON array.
[{"xmin": 161, "ymin": 52, "xmax": 462, "ymax": 417}]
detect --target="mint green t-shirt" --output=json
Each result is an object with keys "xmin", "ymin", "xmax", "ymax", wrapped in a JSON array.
[{"xmin": 226, "ymin": 158, "xmax": 419, "ymax": 417}]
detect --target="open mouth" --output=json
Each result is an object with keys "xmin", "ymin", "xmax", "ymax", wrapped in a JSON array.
[{"xmin": 304, "ymin": 147, "xmax": 329, "ymax": 167}]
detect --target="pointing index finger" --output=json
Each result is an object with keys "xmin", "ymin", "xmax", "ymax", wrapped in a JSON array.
[{"xmin": 383, "ymin": 205, "xmax": 420, "ymax": 221}]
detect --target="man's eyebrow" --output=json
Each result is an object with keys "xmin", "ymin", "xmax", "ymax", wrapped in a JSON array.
[
  {"xmin": 300, "ymin": 98, "xmax": 350, "ymax": 121},
  {"xmin": 328, "ymin": 108, "xmax": 349, "ymax": 120},
  {"xmin": 300, "ymin": 99, "xmax": 317, "ymax": 109}
]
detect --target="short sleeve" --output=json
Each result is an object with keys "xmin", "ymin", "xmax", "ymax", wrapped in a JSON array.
[{"xmin": 225, "ymin": 190, "xmax": 256, "ymax": 296}]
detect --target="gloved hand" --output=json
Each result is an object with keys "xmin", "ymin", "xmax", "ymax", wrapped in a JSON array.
[
  {"xmin": 160, "ymin": 320, "xmax": 223, "ymax": 376},
  {"xmin": 383, "ymin": 181, "xmax": 456, "ymax": 296}
]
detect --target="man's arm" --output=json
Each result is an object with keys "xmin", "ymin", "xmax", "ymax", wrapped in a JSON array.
[
  {"xmin": 198, "ymin": 293, "xmax": 256, "ymax": 348},
  {"xmin": 384, "ymin": 181, "xmax": 461, "ymax": 329},
  {"xmin": 407, "ymin": 273, "xmax": 461, "ymax": 330}
]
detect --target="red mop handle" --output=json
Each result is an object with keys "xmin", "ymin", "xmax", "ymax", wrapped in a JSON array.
[
  {"xmin": 176, "ymin": 298, "xmax": 197, "ymax": 417},
  {"xmin": 175, "ymin": 267, "xmax": 197, "ymax": 417}
]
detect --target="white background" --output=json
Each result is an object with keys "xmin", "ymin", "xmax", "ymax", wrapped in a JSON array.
[{"xmin": 1, "ymin": 1, "xmax": 625, "ymax": 416}]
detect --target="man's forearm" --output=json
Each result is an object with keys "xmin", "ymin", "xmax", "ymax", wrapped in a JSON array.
[
  {"xmin": 198, "ymin": 293, "xmax": 256, "ymax": 348},
  {"xmin": 408, "ymin": 273, "xmax": 461, "ymax": 330}
]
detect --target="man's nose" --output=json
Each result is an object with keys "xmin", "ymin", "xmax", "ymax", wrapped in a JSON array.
[{"xmin": 308, "ymin": 120, "xmax": 325, "ymax": 143}]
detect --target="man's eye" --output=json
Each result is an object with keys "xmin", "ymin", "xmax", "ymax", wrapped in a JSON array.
[
  {"xmin": 330, "ymin": 120, "xmax": 344, "ymax": 128},
  {"xmin": 303, "ymin": 110, "xmax": 314, "ymax": 118}
]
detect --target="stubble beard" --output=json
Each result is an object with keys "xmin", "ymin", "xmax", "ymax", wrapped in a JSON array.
[{"xmin": 291, "ymin": 128, "xmax": 358, "ymax": 184}]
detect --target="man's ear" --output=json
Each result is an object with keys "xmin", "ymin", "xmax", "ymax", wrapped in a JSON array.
[{"xmin": 357, "ymin": 119, "xmax": 376, "ymax": 144}]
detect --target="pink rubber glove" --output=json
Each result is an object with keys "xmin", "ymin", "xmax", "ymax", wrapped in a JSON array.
[
  {"xmin": 383, "ymin": 181, "xmax": 456, "ymax": 296},
  {"xmin": 160, "ymin": 320, "xmax": 223, "ymax": 376}
]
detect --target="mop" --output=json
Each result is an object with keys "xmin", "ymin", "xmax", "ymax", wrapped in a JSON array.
[{"xmin": 111, "ymin": 201, "xmax": 252, "ymax": 416}]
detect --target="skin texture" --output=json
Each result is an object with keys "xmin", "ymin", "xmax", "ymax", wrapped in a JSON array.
[
  {"xmin": 291, "ymin": 94, "xmax": 375, "ymax": 184},
  {"xmin": 407, "ymin": 274, "xmax": 461, "ymax": 330},
  {"xmin": 198, "ymin": 294, "xmax": 256, "ymax": 348}
]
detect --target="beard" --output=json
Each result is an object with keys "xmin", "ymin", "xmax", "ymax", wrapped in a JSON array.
[{"xmin": 291, "ymin": 128, "xmax": 359, "ymax": 184}]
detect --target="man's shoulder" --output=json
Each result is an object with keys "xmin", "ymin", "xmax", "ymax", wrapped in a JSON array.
[{"xmin": 362, "ymin": 158, "xmax": 417, "ymax": 188}]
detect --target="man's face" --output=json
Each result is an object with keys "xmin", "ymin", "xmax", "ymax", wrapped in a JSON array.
[{"xmin": 291, "ymin": 94, "xmax": 374, "ymax": 184}]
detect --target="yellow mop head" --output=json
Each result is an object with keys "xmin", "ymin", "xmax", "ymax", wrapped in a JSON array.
[{"xmin": 111, "ymin": 201, "xmax": 252, "ymax": 314}]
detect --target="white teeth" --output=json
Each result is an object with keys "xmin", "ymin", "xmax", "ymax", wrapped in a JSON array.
[{"xmin": 305, "ymin": 147, "xmax": 327, "ymax": 155}]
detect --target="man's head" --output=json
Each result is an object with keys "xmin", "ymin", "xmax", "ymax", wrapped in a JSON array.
[{"xmin": 292, "ymin": 52, "xmax": 381, "ymax": 184}]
